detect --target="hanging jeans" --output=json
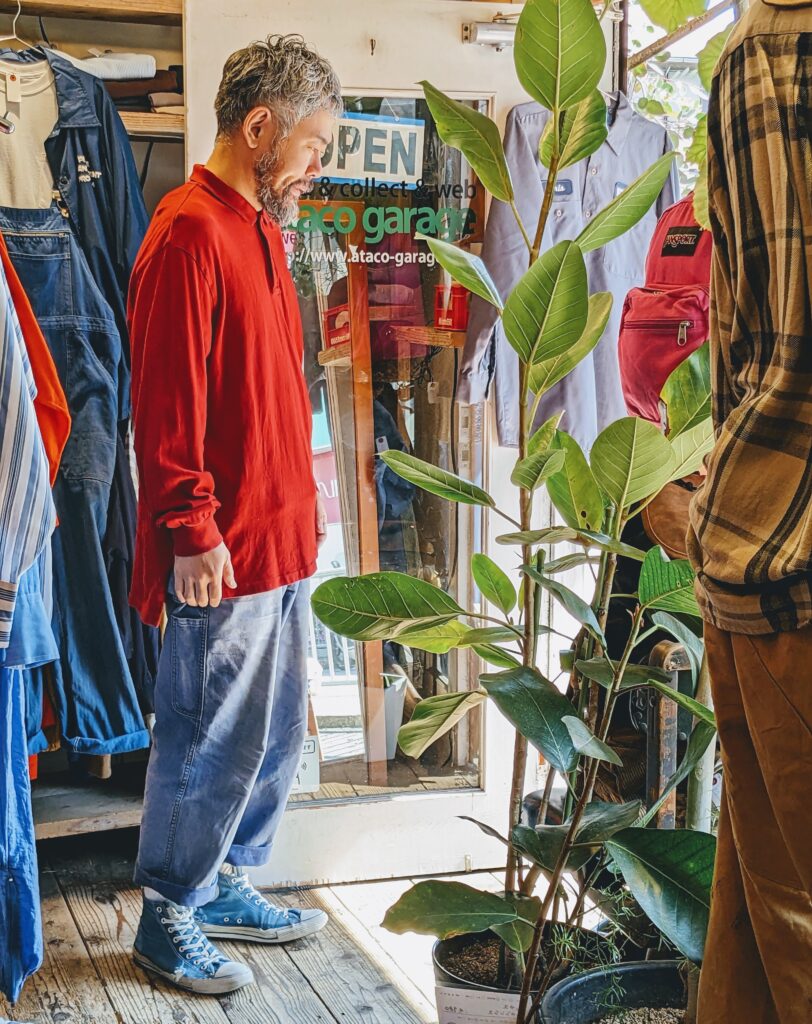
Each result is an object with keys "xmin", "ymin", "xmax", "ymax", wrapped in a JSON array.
[
  {"xmin": 0, "ymin": 668, "xmax": 41, "ymax": 1003},
  {"xmin": 0, "ymin": 205, "xmax": 149, "ymax": 755},
  {"xmin": 134, "ymin": 580, "xmax": 310, "ymax": 906}
]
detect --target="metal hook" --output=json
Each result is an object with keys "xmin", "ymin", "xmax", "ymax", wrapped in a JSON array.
[{"xmin": 370, "ymin": 38, "xmax": 376, "ymax": 57}]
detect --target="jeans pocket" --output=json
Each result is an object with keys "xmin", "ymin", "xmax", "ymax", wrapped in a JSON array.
[{"xmin": 170, "ymin": 616, "xmax": 207, "ymax": 721}]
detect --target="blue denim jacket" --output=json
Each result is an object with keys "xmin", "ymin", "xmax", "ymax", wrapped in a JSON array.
[{"xmin": 0, "ymin": 46, "xmax": 148, "ymax": 418}]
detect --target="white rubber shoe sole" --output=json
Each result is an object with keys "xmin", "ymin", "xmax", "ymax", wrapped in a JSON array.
[
  {"xmin": 199, "ymin": 909, "xmax": 329, "ymax": 945},
  {"xmin": 133, "ymin": 950, "xmax": 254, "ymax": 994}
]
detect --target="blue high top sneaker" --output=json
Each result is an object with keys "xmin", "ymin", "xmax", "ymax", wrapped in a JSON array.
[
  {"xmin": 133, "ymin": 894, "xmax": 254, "ymax": 994},
  {"xmin": 195, "ymin": 864, "xmax": 328, "ymax": 944}
]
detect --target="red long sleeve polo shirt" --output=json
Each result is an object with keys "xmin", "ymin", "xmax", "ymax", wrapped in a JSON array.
[{"xmin": 127, "ymin": 165, "xmax": 317, "ymax": 627}]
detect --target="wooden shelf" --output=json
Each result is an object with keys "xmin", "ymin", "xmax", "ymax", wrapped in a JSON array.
[
  {"xmin": 33, "ymin": 771, "xmax": 144, "ymax": 840},
  {"xmin": 318, "ymin": 342, "xmax": 352, "ymax": 368},
  {"xmin": 0, "ymin": 0, "xmax": 182, "ymax": 25},
  {"xmin": 120, "ymin": 110, "xmax": 185, "ymax": 140}
]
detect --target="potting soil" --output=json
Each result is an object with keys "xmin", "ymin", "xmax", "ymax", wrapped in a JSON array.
[{"xmin": 595, "ymin": 1010, "xmax": 684, "ymax": 1023}]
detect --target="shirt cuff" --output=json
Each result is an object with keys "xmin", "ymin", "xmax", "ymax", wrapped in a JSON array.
[
  {"xmin": 172, "ymin": 516, "xmax": 224, "ymax": 557},
  {"xmin": 0, "ymin": 578, "xmax": 19, "ymax": 649}
]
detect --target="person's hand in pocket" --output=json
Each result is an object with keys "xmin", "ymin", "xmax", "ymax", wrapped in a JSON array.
[{"xmin": 174, "ymin": 543, "xmax": 237, "ymax": 608}]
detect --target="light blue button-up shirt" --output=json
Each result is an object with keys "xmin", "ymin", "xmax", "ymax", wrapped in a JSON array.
[{"xmin": 459, "ymin": 93, "xmax": 679, "ymax": 449}]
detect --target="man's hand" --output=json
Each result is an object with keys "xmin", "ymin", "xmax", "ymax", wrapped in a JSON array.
[
  {"xmin": 316, "ymin": 492, "xmax": 328, "ymax": 549},
  {"xmin": 174, "ymin": 542, "xmax": 237, "ymax": 608}
]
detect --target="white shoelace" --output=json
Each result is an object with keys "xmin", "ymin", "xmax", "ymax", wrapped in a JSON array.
[
  {"xmin": 162, "ymin": 905, "xmax": 224, "ymax": 970},
  {"xmin": 233, "ymin": 874, "xmax": 297, "ymax": 919}
]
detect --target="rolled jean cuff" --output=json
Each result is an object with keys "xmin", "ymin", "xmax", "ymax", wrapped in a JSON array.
[
  {"xmin": 133, "ymin": 865, "xmax": 218, "ymax": 908},
  {"xmin": 226, "ymin": 843, "xmax": 273, "ymax": 868}
]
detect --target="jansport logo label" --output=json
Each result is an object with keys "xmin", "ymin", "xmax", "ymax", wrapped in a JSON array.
[{"xmin": 662, "ymin": 226, "xmax": 703, "ymax": 256}]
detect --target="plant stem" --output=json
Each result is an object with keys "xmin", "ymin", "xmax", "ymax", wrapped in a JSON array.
[
  {"xmin": 532, "ymin": 154, "xmax": 560, "ymax": 263},
  {"xmin": 510, "ymin": 199, "xmax": 534, "ymax": 254},
  {"xmin": 507, "ymin": 360, "xmax": 536, "ymax": 893},
  {"xmin": 516, "ymin": 607, "xmax": 645, "ymax": 1024}
]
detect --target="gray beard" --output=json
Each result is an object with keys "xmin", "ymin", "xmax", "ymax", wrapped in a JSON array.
[{"xmin": 254, "ymin": 150, "xmax": 311, "ymax": 225}]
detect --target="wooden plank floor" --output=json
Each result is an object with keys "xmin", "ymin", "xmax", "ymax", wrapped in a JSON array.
[{"xmin": 0, "ymin": 832, "xmax": 502, "ymax": 1024}]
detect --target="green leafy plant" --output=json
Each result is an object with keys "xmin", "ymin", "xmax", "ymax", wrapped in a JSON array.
[{"xmin": 312, "ymin": 0, "xmax": 717, "ymax": 1019}]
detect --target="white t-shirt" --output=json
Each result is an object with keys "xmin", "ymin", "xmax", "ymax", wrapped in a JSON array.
[{"xmin": 0, "ymin": 60, "xmax": 59, "ymax": 209}]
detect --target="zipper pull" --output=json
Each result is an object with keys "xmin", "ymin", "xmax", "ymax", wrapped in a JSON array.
[{"xmin": 678, "ymin": 320, "xmax": 690, "ymax": 346}]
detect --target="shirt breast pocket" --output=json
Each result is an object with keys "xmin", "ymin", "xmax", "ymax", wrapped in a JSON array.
[{"xmin": 602, "ymin": 207, "xmax": 659, "ymax": 282}]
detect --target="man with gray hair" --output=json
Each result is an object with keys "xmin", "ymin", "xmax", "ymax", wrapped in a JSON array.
[{"xmin": 126, "ymin": 35, "xmax": 342, "ymax": 993}]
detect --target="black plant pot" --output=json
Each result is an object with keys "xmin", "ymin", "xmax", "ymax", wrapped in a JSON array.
[
  {"xmin": 541, "ymin": 960, "xmax": 687, "ymax": 1023},
  {"xmin": 432, "ymin": 926, "xmax": 617, "ymax": 1024}
]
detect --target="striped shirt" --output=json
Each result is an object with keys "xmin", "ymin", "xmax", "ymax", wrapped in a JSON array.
[
  {"xmin": 0, "ymin": 259, "xmax": 55, "ymax": 647},
  {"xmin": 687, "ymin": 0, "xmax": 812, "ymax": 635}
]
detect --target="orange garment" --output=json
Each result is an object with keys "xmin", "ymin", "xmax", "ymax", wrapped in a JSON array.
[{"xmin": 0, "ymin": 233, "xmax": 70, "ymax": 484}]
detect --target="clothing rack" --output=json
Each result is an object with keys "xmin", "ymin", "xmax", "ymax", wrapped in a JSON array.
[{"xmin": 2, "ymin": 0, "xmax": 185, "ymax": 841}]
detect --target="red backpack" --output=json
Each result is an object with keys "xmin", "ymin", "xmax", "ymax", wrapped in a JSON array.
[{"xmin": 617, "ymin": 194, "xmax": 712, "ymax": 428}]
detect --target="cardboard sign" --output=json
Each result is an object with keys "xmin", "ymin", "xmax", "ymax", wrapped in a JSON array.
[
  {"xmin": 323, "ymin": 113, "xmax": 425, "ymax": 187},
  {"xmin": 435, "ymin": 985, "xmax": 522, "ymax": 1024}
]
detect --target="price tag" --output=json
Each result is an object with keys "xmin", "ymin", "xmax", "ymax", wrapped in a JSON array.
[
  {"xmin": 435, "ymin": 984, "xmax": 522, "ymax": 1024},
  {"xmin": 4, "ymin": 72, "xmax": 21, "ymax": 105}
]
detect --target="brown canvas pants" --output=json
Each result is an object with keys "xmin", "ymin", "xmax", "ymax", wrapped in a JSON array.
[{"xmin": 698, "ymin": 623, "xmax": 812, "ymax": 1024}]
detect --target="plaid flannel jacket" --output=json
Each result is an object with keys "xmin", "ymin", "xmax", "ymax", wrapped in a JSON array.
[{"xmin": 687, "ymin": 0, "xmax": 812, "ymax": 635}]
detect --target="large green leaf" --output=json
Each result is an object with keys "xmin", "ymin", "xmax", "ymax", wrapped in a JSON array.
[
  {"xmin": 472, "ymin": 644, "xmax": 521, "ymax": 669},
  {"xmin": 491, "ymin": 894, "xmax": 542, "ymax": 953},
  {"xmin": 686, "ymin": 115, "xmax": 708, "ymax": 168},
  {"xmin": 576, "ymin": 657, "xmax": 672, "ymax": 690},
  {"xmin": 511, "ymin": 448, "xmax": 566, "ymax": 492},
  {"xmin": 669, "ymin": 419, "xmax": 714, "ymax": 481},
  {"xmin": 398, "ymin": 690, "xmax": 487, "ymax": 757},
  {"xmin": 563, "ymin": 715, "xmax": 623, "ymax": 765},
  {"xmin": 547, "ymin": 431, "xmax": 605, "ymax": 532},
  {"xmin": 502, "ymin": 241, "xmax": 588, "ymax": 365},
  {"xmin": 471, "ymin": 554, "xmax": 517, "ymax": 616},
  {"xmin": 606, "ymin": 828, "xmax": 716, "ymax": 963},
  {"xmin": 528, "ymin": 412, "xmax": 563, "ymax": 455},
  {"xmin": 591, "ymin": 417, "xmax": 677, "ymax": 510},
  {"xmin": 420, "ymin": 81, "xmax": 513, "ymax": 202},
  {"xmin": 638, "ymin": 0, "xmax": 705, "ymax": 32},
  {"xmin": 576, "ymin": 154, "xmax": 677, "ymax": 253},
  {"xmin": 651, "ymin": 611, "xmax": 704, "ymax": 680},
  {"xmin": 647, "ymin": 679, "xmax": 717, "ymax": 729},
  {"xmin": 698, "ymin": 29, "xmax": 732, "ymax": 92},
  {"xmin": 415, "ymin": 234, "xmax": 502, "ymax": 311},
  {"xmin": 515, "ymin": 0, "xmax": 606, "ymax": 112},
  {"xmin": 312, "ymin": 572, "xmax": 463, "ymax": 641},
  {"xmin": 639, "ymin": 547, "xmax": 699, "ymax": 616},
  {"xmin": 380, "ymin": 451, "xmax": 494, "ymax": 508},
  {"xmin": 396, "ymin": 620, "xmax": 470, "ymax": 654},
  {"xmin": 513, "ymin": 800, "xmax": 642, "ymax": 873},
  {"xmin": 497, "ymin": 525, "xmax": 645, "ymax": 561},
  {"xmin": 528, "ymin": 569, "xmax": 605, "ymax": 644},
  {"xmin": 481, "ymin": 666, "xmax": 578, "ymax": 772},
  {"xmin": 529, "ymin": 291, "xmax": 613, "ymax": 397},
  {"xmin": 546, "ymin": 552, "xmax": 601, "ymax": 574},
  {"xmin": 383, "ymin": 880, "xmax": 517, "ymax": 939},
  {"xmin": 694, "ymin": 162, "xmax": 710, "ymax": 230},
  {"xmin": 540, "ymin": 90, "xmax": 608, "ymax": 170},
  {"xmin": 662, "ymin": 343, "xmax": 711, "ymax": 440},
  {"xmin": 462, "ymin": 626, "xmax": 523, "ymax": 646},
  {"xmin": 641, "ymin": 721, "xmax": 716, "ymax": 827}
]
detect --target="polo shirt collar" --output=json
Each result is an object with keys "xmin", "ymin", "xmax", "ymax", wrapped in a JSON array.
[
  {"xmin": 0, "ymin": 46, "xmax": 100, "ymax": 129},
  {"xmin": 191, "ymin": 164, "xmax": 266, "ymax": 225}
]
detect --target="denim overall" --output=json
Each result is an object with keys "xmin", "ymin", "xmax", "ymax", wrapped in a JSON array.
[{"xmin": 0, "ymin": 203, "xmax": 149, "ymax": 754}]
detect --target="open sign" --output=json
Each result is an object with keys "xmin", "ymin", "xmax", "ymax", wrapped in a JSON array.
[{"xmin": 322, "ymin": 113, "xmax": 425, "ymax": 187}]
